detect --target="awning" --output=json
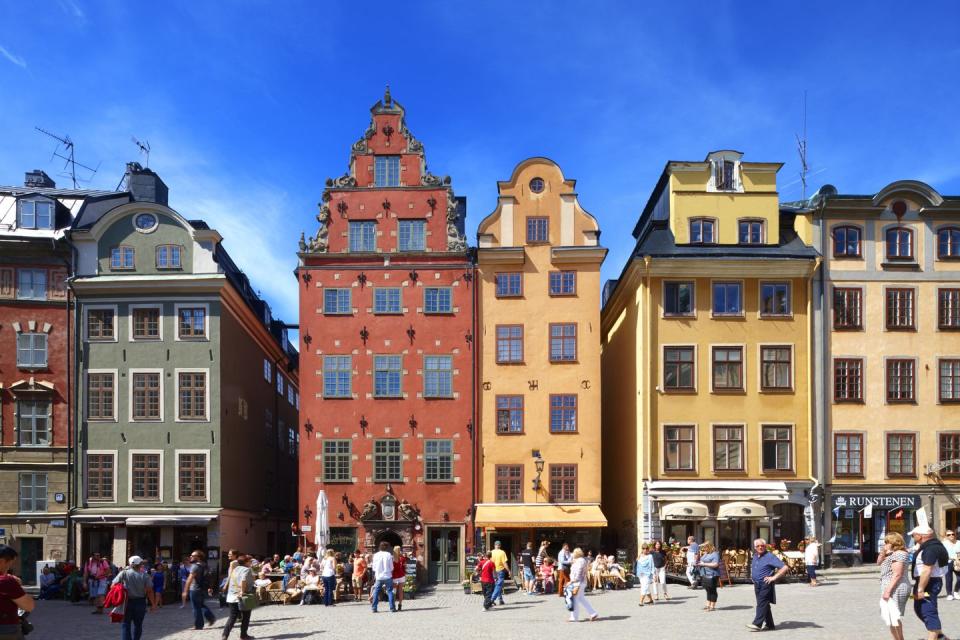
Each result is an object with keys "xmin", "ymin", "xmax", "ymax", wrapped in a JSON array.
[
  {"xmin": 474, "ymin": 504, "xmax": 607, "ymax": 528},
  {"xmin": 659, "ymin": 501, "xmax": 709, "ymax": 520},
  {"xmin": 717, "ymin": 501, "xmax": 768, "ymax": 520},
  {"xmin": 648, "ymin": 480, "xmax": 788, "ymax": 501},
  {"xmin": 126, "ymin": 516, "xmax": 217, "ymax": 527}
]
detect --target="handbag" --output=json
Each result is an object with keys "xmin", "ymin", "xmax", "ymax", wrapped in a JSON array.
[
  {"xmin": 953, "ymin": 559, "xmax": 960, "ymax": 573},
  {"xmin": 232, "ymin": 568, "xmax": 259, "ymax": 611}
]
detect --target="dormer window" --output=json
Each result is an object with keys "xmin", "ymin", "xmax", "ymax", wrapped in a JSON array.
[
  {"xmin": 689, "ymin": 218, "xmax": 715, "ymax": 244},
  {"xmin": 156, "ymin": 245, "xmax": 182, "ymax": 269},
  {"xmin": 716, "ymin": 160, "xmax": 736, "ymax": 191},
  {"xmin": 18, "ymin": 199, "xmax": 54, "ymax": 230},
  {"xmin": 111, "ymin": 246, "xmax": 135, "ymax": 270},
  {"xmin": 706, "ymin": 151, "xmax": 743, "ymax": 192},
  {"xmin": 738, "ymin": 220, "xmax": 765, "ymax": 245},
  {"xmin": 374, "ymin": 155, "xmax": 401, "ymax": 187}
]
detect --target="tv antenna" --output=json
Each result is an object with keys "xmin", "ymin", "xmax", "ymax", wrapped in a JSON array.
[
  {"xmin": 795, "ymin": 91, "xmax": 809, "ymax": 200},
  {"xmin": 35, "ymin": 127, "xmax": 99, "ymax": 189},
  {"xmin": 131, "ymin": 136, "xmax": 151, "ymax": 167}
]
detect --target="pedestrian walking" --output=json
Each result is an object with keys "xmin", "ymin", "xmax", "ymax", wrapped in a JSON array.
[
  {"xmin": 320, "ymin": 550, "xmax": 337, "ymax": 607},
  {"xmin": 634, "ymin": 544, "xmax": 655, "ymax": 606},
  {"xmin": 650, "ymin": 540, "xmax": 669, "ymax": 600},
  {"xmin": 149, "ymin": 563, "xmax": 165, "ymax": 608},
  {"xmin": 804, "ymin": 537, "xmax": 820, "ymax": 587},
  {"xmin": 556, "ymin": 543, "xmax": 572, "ymax": 597},
  {"xmin": 0, "ymin": 545, "xmax": 35, "ymax": 640},
  {"xmin": 697, "ymin": 542, "xmax": 720, "ymax": 612},
  {"xmin": 489, "ymin": 541, "xmax": 509, "ymax": 606},
  {"xmin": 113, "ymin": 557, "xmax": 156, "ymax": 640},
  {"xmin": 878, "ymin": 532, "xmax": 910, "ymax": 640},
  {"xmin": 682, "ymin": 536, "xmax": 700, "ymax": 589},
  {"xmin": 909, "ymin": 524, "xmax": 949, "ymax": 640},
  {"xmin": 222, "ymin": 554, "xmax": 254, "ymax": 640},
  {"xmin": 520, "ymin": 542, "xmax": 536, "ymax": 595},
  {"xmin": 84, "ymin": 551, "xmax": 112, "ymax": 614},
  {"xmin": 745, "ymin": 538, "xmax": 789, "ymax": 632},
  {"xmin": 352, "ymin": 552, "xmax": 367, "ymax": 601},
  {"xmin": 370, "ymin": 542, "xmax": 395, "ymax": 613},
  {"xmin": 182, "ymin": 550, "xmax": 216, "ymax": 629},
  {"xmin": 479, "ymin": 552, "xmax": 495, "ymax": 611},
  {"xmin": 942, "ymin": 530, "xmax": 960, "ymax": 600},
  {"xmin": 391, "ymin": 547, "xmax": 406, "ymax": 611},
  {"xmin": 566, "ymin": 548, "xmax": 599, "ymax": 622}
]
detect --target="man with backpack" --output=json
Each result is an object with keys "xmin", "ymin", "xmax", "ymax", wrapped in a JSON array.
[
  {"xmin": 181, "ymin": 550, "xmax": 216, "ymax": 629},
  {"xmin": 910, "ymin": 524, "xmax": 950, "ymax": 640}
]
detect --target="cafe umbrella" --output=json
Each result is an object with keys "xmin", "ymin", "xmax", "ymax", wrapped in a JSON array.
[{"xmin": 315, "ymin": 490, "xmax": 330, "ymax": 549}]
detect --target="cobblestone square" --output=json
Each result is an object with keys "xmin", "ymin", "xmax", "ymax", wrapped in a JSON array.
[{"xmin": 27, "ymin": 575, "xmax": 960, "ymax": 639}]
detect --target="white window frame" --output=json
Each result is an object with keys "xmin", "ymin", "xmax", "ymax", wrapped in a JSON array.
[
  {"xmin": 174, "ymin": 449, "xmax": 210, "ymax": 503},
  {"xmin": 710, "ymin": 279, "xmax": 745, "ymax": 318},
  {"xmin": 129, "ymin": 368, "xmax": 164, "ymax": 422},
  {"xmin": 706, "ymin": 152, "xmax": 743, "ymax": 193},
  {"xmin": 128, "ymin": 449, "xmax": 164, "ymax": 503},
  {"xmin": 16, "ymin": 269, "xmax": 47, "ymax": 301},
  {"xmin": 86, "ymin": 368, "xmax": 119, "ymax": 422},
  {"xmin": 17, "ymin": 198, "xmax": 55, "ymax": 230},
  {"xmin": 85, "ymin": 449, "xmax": 118, "ymax": 504},
  {"xmin": 174, "ymin": 303, "xmax": 210, "ymax": 341},
  {"xmin": 174, "ymin": 368, "xmax": 210, "ymax": 422},
  {"xmin": 84, "ymin": 304, "xmax": 119, "ymax": 343},
  {"xmin": 128, "ymin": 304, "xmax": 163, "ymax": 342}
]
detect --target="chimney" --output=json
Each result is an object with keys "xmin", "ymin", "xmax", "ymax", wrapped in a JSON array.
[
  {"xmin": 124, "ymin": 162, "xmax": 168, "ymax": 206},
  {"xmin": 24, "ymin": 170, "xmax": 56, "ymax": 189}
]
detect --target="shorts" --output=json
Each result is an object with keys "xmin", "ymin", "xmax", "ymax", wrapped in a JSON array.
[
  {"xmin": 806, "ymin": 565, "xmax": 817, "ymax": 579},
  {"xmin": 914, "ymin": 578, "xmax": 943, "ymax": 632},
  {"xmin": 880, "ymin": 597, "xmax": 904, "ymax": 627},
  {"xmin": 393, "ymin": 577, "xmax": 405, "ymax": 586},
  {"xmin": 88, "ymin": 579, "xmax": 108, "ymax": 597},
  {"xmin": 523, "ymin": 567, "xmax": 535, "ymax": 582},
  {"xmin": 352, "ymin": 576, "xmax": 365, "ymax": 588}
]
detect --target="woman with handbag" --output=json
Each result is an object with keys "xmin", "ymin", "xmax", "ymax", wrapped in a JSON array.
[
  {"xmin": 697, "ymin": 542, "xmax": 721, "ymax": 611},
  {"xmin": 222, "ymin": 554, "xmax": 255, "ymax": 640},
  {"xmin": 566, "ymin": 548, "xmax": 599, "ymax": 622}
]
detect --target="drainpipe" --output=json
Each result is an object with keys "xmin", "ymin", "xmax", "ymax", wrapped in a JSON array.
[
  {"xmin": 815, "ymin": 200, "xmax": 829, "ymax": 562},
  {"xmin": 469, "ymin": 255, "xmax": 477, "ymax": 557},
  {"xmin": 65, "ymin": 238, "xmax": 80, "ymax": 563},
  {"xmin": 642, "ymin": 257, "xmax": 653, "ymax": 545}
]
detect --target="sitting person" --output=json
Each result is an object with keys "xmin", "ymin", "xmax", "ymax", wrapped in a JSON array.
[
  {"xmin": 589, "ymin": 555, "xmax": 607, "ymax": 591},
  {"xmin": 254, "ymin": 573, "xmax": 273, "ymax": 604},
  {"xmin": 540, "ymin": 558, "xmax": 556, "ymax": 594},
  {"xmin": 39, "ymin": 566, "xmax": 60, "ymax": 600},
  {"xmin": 283, "ymin": 575, "xmax": 302, "ymax": 604},
  {"xmin": 605, "ymin": 556, "xmax": 626, "ymax": 589},
  {"xmin": 300, "ymin": 567, "xmax": 321, "ymax": 605}
]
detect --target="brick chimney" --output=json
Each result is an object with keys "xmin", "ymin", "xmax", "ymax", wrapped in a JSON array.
[
  {"xmin": 24, "ymin": 170, "xmax": 56, "ymax": 188},
  {"xmin": 124, "ymin": 162, "xmax": 168, "ymax": 205}
]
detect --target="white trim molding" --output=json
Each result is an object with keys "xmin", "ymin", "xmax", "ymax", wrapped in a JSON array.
[
  {"xmin": 174, "ymin": 368, "xmax": 210, "ymax": 422},
  {"xmin": 85, "ymin": 449, "xmax": 118, "ymax": 504},
  {"xmin": 127, "ymin": 303, "xmax": 164, "ymax": 342},
  {"xmin": 174, "ymin": 449, "xmax": 211, "ymax": 504},
  {"xmin": 85, "ymin": 368, "xmax": 119, "ymax": 423},
  {"xmin": 127, "ymin": 449, "xmax": 164, "ymax": 503},
  {"xmin": 128, "ymin": 368, "xmax": 165, "ymax": 422},
  {"xmin": 173, "ymin": 302, "xmax": 210, "ymax": 342}
]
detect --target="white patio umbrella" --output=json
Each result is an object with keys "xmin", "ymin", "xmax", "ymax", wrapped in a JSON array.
[{"xmin": 315, "ymin": 490, "xmax": 329, "ymax": 549}]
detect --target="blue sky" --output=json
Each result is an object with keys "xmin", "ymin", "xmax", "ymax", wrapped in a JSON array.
[{"xmin": 2, "ymin": 1, "xmax": 959, "ymax": 329}]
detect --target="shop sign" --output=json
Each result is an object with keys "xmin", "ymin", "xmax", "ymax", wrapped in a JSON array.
[
  {"xmin": 301, "ymin": 525, "xmax": 312, "ymax": 533},
  {"xmin": 50, "ymin": 520, "xmax": 65, "ymax": 528},
  {"xmin": 831, "ymin": 494, "xmax": 920, "ymax": 510}
]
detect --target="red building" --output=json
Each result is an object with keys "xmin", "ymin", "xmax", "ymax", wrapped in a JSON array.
[{"xmin": 297, "ymin": 89, "xmax": 473, "ymax": 584}]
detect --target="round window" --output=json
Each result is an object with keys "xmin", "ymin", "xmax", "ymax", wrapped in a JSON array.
[
  {"xmin": 133, "ymin": 213, "xmax": 158, "ymax": 232},
  {"xmin": 529, "ymin": 177, "xmax": 545, "ymax": 194}
]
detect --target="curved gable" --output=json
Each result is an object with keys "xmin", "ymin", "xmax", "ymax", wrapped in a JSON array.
[{"xmin": 872, "ymin": 180, "xmax": 944, "ymax": 208}]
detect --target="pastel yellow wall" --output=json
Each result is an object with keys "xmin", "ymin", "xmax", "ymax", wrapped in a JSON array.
[
  {"xmin": 649, "ymin": 276, "xmax": 812, "ymax": 479},
  {"xmin": 477, "ymin": 158, "xmax": 604, "ymax": 505},
  {"xmin": 670, "ymin": 166, "xmax": 781, "ymax": 245}
]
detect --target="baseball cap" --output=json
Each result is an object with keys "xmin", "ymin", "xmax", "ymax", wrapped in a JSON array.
[
  {"xmin": 908, "ymin": 525, "xmax": 933, "ymax": 536},
  {"xmin": 129, "ymin": 555, "xmax": 143, "ymax": 566}
]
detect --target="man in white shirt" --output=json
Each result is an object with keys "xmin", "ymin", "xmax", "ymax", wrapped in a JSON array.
[
  {"xmin": 803, "ymin": 536, "xmax": 820, "ymax": 587},
  {"xmin": 370, "ymin": 541, "xmax": 395, "ymax": 613}
]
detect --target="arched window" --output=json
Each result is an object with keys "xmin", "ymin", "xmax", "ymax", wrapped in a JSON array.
[
  {"xmin": 832, "ymin": 225, "xmax": 861, "ymax": 258},
  {"xmin": 885, "ymin": 227, "xmax": 913, "ymax": 261},
  {"xmin": 938, "ymin": 227, "xmax": 960, "ymax": 259}
]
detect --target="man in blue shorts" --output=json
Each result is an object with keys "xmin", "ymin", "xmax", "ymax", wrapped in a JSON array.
[{"xmin": 910, "ymin": 524, "xmax": 949, "ymax": 640}]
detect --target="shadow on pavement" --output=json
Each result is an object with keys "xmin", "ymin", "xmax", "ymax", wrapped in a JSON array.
[
  {"xmin": 718, "ymin": 605, "xmax": 752, "ymax": 610},
  {"xmin": 776, "ymin": 620, "xmax": 824, "ymax": 629}
]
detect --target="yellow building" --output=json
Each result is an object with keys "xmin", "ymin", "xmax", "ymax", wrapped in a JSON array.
[
  {"xmin": 804, "ymin": 181, "xmax": 960, "ymax": 566},
  {"xmin": 601, "ymin": 151, "xmax": 819, "ymax": 555},
  {"xmin": 474, "ymin": 158, "xmax": 607, "ymax": 558}
]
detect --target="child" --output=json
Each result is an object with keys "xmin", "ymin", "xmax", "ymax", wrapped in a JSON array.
[
  {"xmin": 540, "ymin": 558, "xmax": 556, "ymax": 595},
  {"xmin": 150, "ymin": 563, "xmax": 165, "ymax": 608}
]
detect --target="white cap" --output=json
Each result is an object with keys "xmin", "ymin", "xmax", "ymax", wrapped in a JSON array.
[
  {"xmin": 129, "ymin": 555, "xmax": 144, "ymax": 566},
  {"xmin": 907, "ymin": 525, "xmax": 933, "ymax": 536}
]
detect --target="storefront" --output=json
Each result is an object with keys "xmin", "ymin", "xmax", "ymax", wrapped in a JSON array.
[
  {"xmin": 828, "ymin": 493, "xmax": 919, "ymax": 566},
  {"xmin": 474, "ymin": 503, "xmax": 607, "ymax": 562}
]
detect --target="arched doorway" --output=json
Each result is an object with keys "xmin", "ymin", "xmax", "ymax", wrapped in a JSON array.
[{"xmin": 376, "ymin": 530, "xmax": 403, "ymax": 550}]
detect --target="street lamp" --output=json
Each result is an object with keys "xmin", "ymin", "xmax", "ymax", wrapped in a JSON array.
[{"xmin": 532, "ymin": 454, "xmax": 545, "ymax": 493}]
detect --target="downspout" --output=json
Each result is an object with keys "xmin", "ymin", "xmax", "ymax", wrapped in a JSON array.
[
  {"xmin": 642, "ymin": 256, "xmax": 653, "ymax": 544},
  {"xmin": 469, "ymin": 254, "xmax": 477, "ymax": 555},
  {"xmin": 806, "ymin": 255, "xmax": 822, "ymax": 542},
  {"xmin": 65, "ymin": 239, "xmax": 80, "ymax": 563},
  {"xmin": 816, "ymin": 200, "xmax": 829, "ymax": 557}
]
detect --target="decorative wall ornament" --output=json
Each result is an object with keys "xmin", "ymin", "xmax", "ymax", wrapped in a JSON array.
[
  {"xmin": 328, "ymin": 174, "xmax": 357, "ymax": 189},
  {"xmin": 421, "ymin": 173, "xmax": 449, "ymax": 187}
]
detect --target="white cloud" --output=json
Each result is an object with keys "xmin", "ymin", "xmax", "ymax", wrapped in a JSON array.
[
  {"xmin": 0, "ymin": 45, "xmax": 26, "ymax": 68},
  {"xmin": 57, "ymin": 0, "xmax": 86, "ymax": 23}
]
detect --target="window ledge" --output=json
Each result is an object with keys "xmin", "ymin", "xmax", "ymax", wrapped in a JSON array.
[
  {"xmin": 711, "ymin": 314, "xmax": 746, "ymax": 320},
  {"xmin": 548, "ymin": 430, "xmax": 580, "ymax": 435},
  {"xmin": 712, "ymin": 389, "xmax": 746, "ymax": 395},
  {"xmin": 759, "ymin": 314, "xmax": 794, "ymax": 320},
  {"xmin": 713, "ymin": 470, "xmax": 748, "ymax": 475},
  {"xmin": 760, "ymin": 388, "xmax": 795, "ymax": 394},
  {"xmin": 886, "ymin": 400, "xmax": 917, "ymax": 405},
  {"xmin": 881, "ymin": 262, "xmax": 921, "ymax": 270},
  {"xmin": 424, "ymin": 396, "xmax": 456, "ymax": 400},
  {"xmin": 664, "ymin": 314, "xmax": 696, "ymax": 320},
  {"xmin": 423, "ymin": 312, "xmax": 455, "ymax": 316},
  {"xmin": 549, "ymin": 360, "xmax": 579, "ymax": 365},
  {"xmin": 662, "ymin": 389, "xmax": 697, "ymax": 395},
  {"xmin": 322, "ymin": 395, "xmax": 353, "ymax": 400},
  {"xmin": 495, "ymin": 432, "xmax": 526, "ymax": 436},
  {"xmin": 834, "ymin": 399, "xmax": 865, "ymax": 405}
]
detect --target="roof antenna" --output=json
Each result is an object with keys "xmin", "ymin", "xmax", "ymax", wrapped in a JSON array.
[
  {"xmin": 35, "ymin": 126, "xmax": 99, "ymax": 189},
  {"xmin": 131, "ymin": 136, "xmax": 151, "ymax": 167},
  {"xmin": 795, "ymin": 91, "xmax": 809, "ymax": 200}
]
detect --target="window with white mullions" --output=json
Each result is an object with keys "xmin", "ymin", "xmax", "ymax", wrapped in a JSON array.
[
  {"xmin": 17, "ymin": 269, "xmax": 47, "ymax": 300},
  {"xmin": 938, "ymin": 433, "xmax": 960, "ymax": 477},
  {"xmin": 423, "ymin": 355, "xmax": 453, "ymax": 398},
  {"xmin": 940, "ymin": 289, "xmax": 960, "ymax": 330},
  {"xmin": 738, "ymin": 220, "xmax": 764, "ymax": 244},
  {"xmin": 16, "ymin": 332, "xmax": 47, "ymax": 368},
  {"xmin": 323, "ymin": 355, "xmax": 352, "ymax": 398},
  {"xmin": 16, "ymin": 400, "xmax": 50, "ymax": 446},
  {"xmin": 762, "ymin": 426, "xmax": 792, "ymax": 471},
  {"xmin": 886, "ymin": 359, "xmax": 915, "ymax": 403},
  {"xmin": 110, "ymin": 246, "xmax": 135, "ymax": 270},
  {"xmin": 398, "ymin": 219, "xmax": 426, "ymax": 251},
  {"xmin": 374, "ymin": 155, "xmax": 400, "ymax": 187},
  {"xmin": 348, "ymin": 221, "xmax": 377, "ymax": 252},
  {"xmin": 885, "ymin": 227, "xmax": 913, "ymax": 260},
  {"xmin": 18, "ymin": 199, "xmax": 54, "ymax": 229},
  {"xmin": 939, "ymin": 227, "xmax": 960, "ymax": 259},
  {"xmin": 156, "ymin": 244, "xmax": 182, "ymax": 269},
  {"xmin": 373, "ymin": 355, "xmax": 402, "ymax": 397},
  {"xmin": 833, "ymin": 288, "xmax": 863, "ymax": 330},
  {"xmin": 689, "ymin": 218, "xmax": 715, "ymax": 244},
  {"xmin": 373, "ymin": 287, "xmax": 402, "ymax": 314},
  {"xmin": 712, "ymin": 282, "xmax": 742, "ymax": 315},
  {"xmin": 19, "ymin": 472, "xmax": 47, "ymax": 512},
  {"xmin": 424, "ymin": 439, "xmax": 453, "ymax": 481},
  {"xmin": 832, "ymin": 226, "xmax": 862, "ymax": 258},
  {"xmin": 939, "ymin": 359, "xmax": 960, "ymax": 403},
  {"xmin": 833, "ymin": 358, "xmax": 863, "ymax": 402},
  {"xmin": 424, "ymin": 287, "xmax": 452, "ymax": 313},
  {"xmin": 373, "ymin": 439, "xmax": 402, "ymax": 482}
]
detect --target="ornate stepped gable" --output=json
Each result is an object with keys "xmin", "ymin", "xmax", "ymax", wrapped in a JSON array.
[{"xmin": 300, "ymin": 87, "xmax": 466, "ymax": 254}]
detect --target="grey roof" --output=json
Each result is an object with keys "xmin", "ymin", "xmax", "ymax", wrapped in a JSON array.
[
  {"xmin": 634, "ymin": 222, "xmax": 818, "ymax": 261},
  {"xmin": 0, "ymin": 185, "xmax": 120, "ymax": 198}
]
